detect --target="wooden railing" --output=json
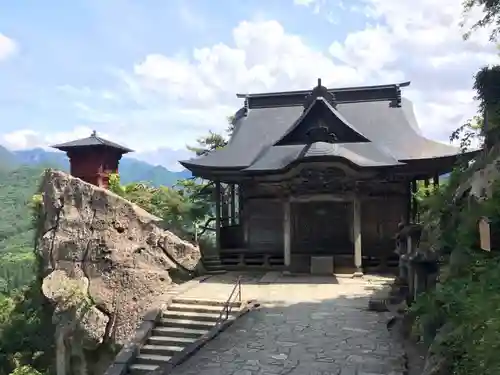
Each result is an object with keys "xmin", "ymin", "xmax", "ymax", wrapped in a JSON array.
[{"xmin": 215, "ymin": 276, "xmax": 242, "ymax": 327}]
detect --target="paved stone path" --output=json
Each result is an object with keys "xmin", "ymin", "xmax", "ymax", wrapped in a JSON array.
[{"xmin": 170, "ymin": 272, "xmax": 405, "ymax": 375}]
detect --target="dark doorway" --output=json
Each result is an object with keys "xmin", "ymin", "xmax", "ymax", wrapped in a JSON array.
[{"xmin": 291, "ymin": 201, "xmax": 352, "ymax": 255}]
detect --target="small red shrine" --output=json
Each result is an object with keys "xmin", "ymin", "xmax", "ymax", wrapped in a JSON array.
[{"xmin": 51, "ymin": 130, "xmax": 133, "ymax": 189}]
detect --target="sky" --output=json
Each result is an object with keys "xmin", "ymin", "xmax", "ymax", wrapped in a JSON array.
[{"xmin": 0, "ymin": 0, "xmax": 497, "ymax": 171}]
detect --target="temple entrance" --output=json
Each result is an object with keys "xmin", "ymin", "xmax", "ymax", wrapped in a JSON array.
[{"xmin": 291, "ymin": 201, "xmax": 352, "ymax": 255}]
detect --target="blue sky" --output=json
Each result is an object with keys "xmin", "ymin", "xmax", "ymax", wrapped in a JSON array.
[{"xmin": 0, "ymin": 0, "xmax": 496, "ymax": 169}]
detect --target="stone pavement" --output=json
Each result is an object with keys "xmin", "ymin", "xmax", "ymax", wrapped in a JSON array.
[{"xmin": 169, "ymin": 272, "xmax": 406, "ymax": 375}]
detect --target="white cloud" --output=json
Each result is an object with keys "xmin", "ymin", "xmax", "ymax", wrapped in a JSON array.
[
  {"xmin": 294, "ymin": 0, "xmax": 316, "ymax": 5},
  {"xmin": 0, "ymin": 33, "xmax": 17, "ymax": 61},
  {"xmin": 131, "ymin": 20, "xmax": 365, "ymax": 112},
  {"xmin": 295, "ymin": 0, "xmax": 499, "ymax": 141},
  {"xmin": 26, "ymin": 1, "xmax": 497, "ymax": 169},
  {"xmin": 1, "ymin": 126, "xmax": 109, "ymax": 151},
  {"xmin": 128, "ymin": 12, "xmax": 494, "ymax": 144},
  {"xmin": 54, "ymin": 20, "xmax": 369, "ymax": 155},
  {"xmin": 133, "ymin": 147, "xmax": 193, "ymax": 171}
]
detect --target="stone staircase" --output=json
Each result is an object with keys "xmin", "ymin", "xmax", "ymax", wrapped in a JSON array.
[
  {"xmin": 127, "ymin": 298, "xmax": 241, "ymax": 374},
  {"xmin": 201, "ymin": 255, "xmax": 226, "ymax": 274}
]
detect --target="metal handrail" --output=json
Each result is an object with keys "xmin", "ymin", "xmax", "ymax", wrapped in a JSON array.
[{"xmin": 215, "ymin": 276, "xmax": 242, "ymax": 326}]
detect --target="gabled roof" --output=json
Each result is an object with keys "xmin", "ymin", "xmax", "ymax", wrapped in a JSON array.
[
  {"xmin": 180, "ymin": 80, "xmax": 465, "ymax": 175},
  {"xmin": 274, "ymin": 97, "xmax": 370, "ymax": 146},
  {"xmin": 52, "ymin": 131, "xmax": 133, "ymax": 153}
]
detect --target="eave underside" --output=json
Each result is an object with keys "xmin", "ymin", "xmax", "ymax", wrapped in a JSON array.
[{"xmin": 185, "ymin": 153, "xmax": 468, "ymax": 183}]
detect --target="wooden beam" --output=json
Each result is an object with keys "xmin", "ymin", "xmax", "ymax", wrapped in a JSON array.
[{"xmin": 290, "ymin": 193, "xmax": 353, "ymax": 202}]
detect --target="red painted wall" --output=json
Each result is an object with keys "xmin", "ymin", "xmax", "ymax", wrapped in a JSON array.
[{"xmin": 66, "ymin": 147, "xmax": 123, "ymax": 189}]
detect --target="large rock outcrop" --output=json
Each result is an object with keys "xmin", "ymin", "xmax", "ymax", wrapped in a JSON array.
[{"xmin": 36, "ymin": 170, "xmax": 201, "ymax": 374}]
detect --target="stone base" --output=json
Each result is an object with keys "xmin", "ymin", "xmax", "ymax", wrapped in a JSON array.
[
  {"xmin": 310, "ymin": 256, "xmax": 334, "ymax": 275},
  {"xmin": 352, "ymin": 270, "xmax": 364, "ymax": 278}
]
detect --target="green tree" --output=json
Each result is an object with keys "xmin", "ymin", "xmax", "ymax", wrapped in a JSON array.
[
  {"xmin": 187, "ymin": 131, "xmax": 228, "ymax": 157},
  {"xmin": 9, "ymin": 365, "xmax": 42, "ymax": 375},
  {"xmin": 186, "ymin": 115, "xmax": 234, "ymax": 156},
  {"xmin": 463, "ymin": 0, "xmax": 500, "ymax": 41}
]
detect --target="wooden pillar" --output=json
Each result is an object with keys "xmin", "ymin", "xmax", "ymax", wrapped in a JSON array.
[
  {"xmin": 230, "ymin": 184, "xmax": 236, "ymax": 225},
  {"xmin": 411, "ymin": 179, "xmax": 418, "ymax": 223},
  {"xmin": 238, "ymin": 185, "xmax": 243, "ymax": 218},
  {"xmin": 221, "ymin": 184, "xmax": 229, "ymax": 227},
  {"xmin": 352, "ymin": 195, "xmax": 363, "ymax": 277},
  {"xmin": 424, "ymin": 178, "xmax": 430, "ymax": 196},
  {"xmin": 283, "ymin": 200, "xmax": 291, "ymax": 268},
  {"xmin": 405, "ymin": 180, "xmax": 412, "ymax": 224},
  {"xmin": 215, "ymin": 181, "xmax": 221, "ymax": 250},
  {"xmin": 433, "ymin": 173, "xmax": 439, "ymax": 189}
]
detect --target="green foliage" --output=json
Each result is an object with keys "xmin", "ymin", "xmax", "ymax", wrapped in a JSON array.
[
  {"xmin": 462, "ymin": 0, "xmax": 500, "ymax": 41},
  {"xmin": 0, "ymin": 166, "xmax": 44, "ymax": 293},
  {"xmin": 0, "ymin": 279, "xmax": 55, "ymax": 375},
  {"xmin": 0, "ymin": 253, "xmax": 35, "ymax": 294},
  {"xmin": 9, "ymin": 366, "xmax": 42, "ymax": 375},
  {"xmin": 109, "ymin": 173, "xmax": 214, "ymax": 240},
  {"xmin": 186, "ymin": 116, "xmax": 233, "ymax": 156},
  {"xmin": 186, "ymin": 130, "xmax": 228, "ymax": 156},
  {"xmin": 410, "ymin": 167, "xmax": 500, "ymax": 374},
  {"xmin": 0, "ymin": 166, "xmax": 43, "ymax": 247},
  {"xmin": 450, "ymin": 115, "xmax": 484, "ymax": 152}
]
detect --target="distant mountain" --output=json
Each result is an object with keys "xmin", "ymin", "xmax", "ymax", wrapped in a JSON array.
[
  {"xmin": 0, "ymin": 146, "xmax": 191, "ymax": 187},
  {"xmin": 0, "ymin": 146, "xmax": 20, "ymax": 170}
]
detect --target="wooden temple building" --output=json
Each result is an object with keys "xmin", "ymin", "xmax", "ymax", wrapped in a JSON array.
[
  {"xmin": 52, "ymin": 130, "xmax": 133, "ymax": 189},
  {"xmin": 181, "ymin": 79, "xmax": 465, "ymax": 275}
]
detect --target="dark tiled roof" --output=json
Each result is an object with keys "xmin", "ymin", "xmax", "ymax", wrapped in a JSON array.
[
  {"xmin": 181, "ymin": 85, "xmax": 462, "ymax": 173},
  {"xmin": 52, "ymin": 132, "xmax": 133, "ymax": 153},
  {"xmin": 243, "ymin": 142, "xmax": 403, "ymax": 172},
  {"xmin": 304, "ymin": 142, "xmax": 403, "ymax": 167}
]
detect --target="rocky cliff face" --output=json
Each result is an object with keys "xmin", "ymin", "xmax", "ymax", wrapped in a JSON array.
[{"xmin": 36, "ymin": 169, "xmax": 201, "ymax": 375}]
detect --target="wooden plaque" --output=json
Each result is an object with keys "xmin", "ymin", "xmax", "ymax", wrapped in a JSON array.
[{"xmin": 479, "ymin": 216, "xmax": 491, "ymax": 252}]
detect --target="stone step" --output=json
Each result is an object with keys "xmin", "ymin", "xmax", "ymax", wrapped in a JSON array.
[
  {"xmin": 205, "ymin": 270, "xmax": 227, "ymax": 275},
  {"xmin": 202, "ymin": 255, "xmax": 222, "ymax": 260},
  {"xmin": 203, "ymin": 258, "xmax": 222, "ymax": 263},
  {"xmin": 128, "ymin": 363, "xmax": 159, "ymax": 375},
  {"xmin": 135, "ymin": 353, "xmax": 172, "ymax": 365},
  {"xmin": 157, "ymin": 318, "xmax": 216, "ymax": 330},
  {"xmin": 168, "ymin": 302, "xmax": 235, "ymax": 314},
  {"xmin": 203, "ymin": 264, "xmax": 224, "ymax": 269},
  {"xmin": 203, "ymin": 262, "xmax": 223, "ymax": 266},
  {"xmin": 152, "ymin": 326, "xmax": 210, "ymax": 338},
  {"xmin": 141, "ymin": 344, "xmax": 185, "ymax": 356},
  {"xmin": 162, "ymin": 310, "xmax": 224, "ymax": 321},
  {"xmin": 147, "ymin": 335, "xmax": 198, "ymax": 346},
  {"xmin": 172, "ymin": 298, "xmax": 241, "ymax": 308}
]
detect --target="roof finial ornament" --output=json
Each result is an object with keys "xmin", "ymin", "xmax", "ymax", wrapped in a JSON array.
[
  {"xmin": 303, "ymin": 77, "xmax": 337, "ymax": 110},
  {"xmin": 91, "ymin": 130, "xmax": 97, "ymax": 137}
]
